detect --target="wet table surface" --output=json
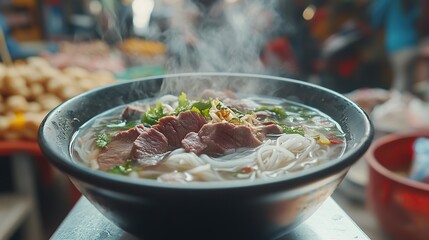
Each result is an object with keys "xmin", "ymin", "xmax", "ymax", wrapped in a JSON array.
[{"xmin": 51, "ymin": 196, "xmax": 370, "ymax": 240}]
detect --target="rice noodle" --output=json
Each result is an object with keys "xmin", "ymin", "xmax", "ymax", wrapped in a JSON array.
[
  {"xmin": 200, "ymin": 153, "xmax": 255, "ymax": 169},
  {"xmin": 73, "ymin": 131, "xmax": 99, "ymax": 169},
  {"xmin": 162, "ymin": 149, "xmax": 206, "ymax": 171}
]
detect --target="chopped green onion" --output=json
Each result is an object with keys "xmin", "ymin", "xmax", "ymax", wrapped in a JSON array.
[
  {"xmin": 108, "ymin": 159, "xmax": 138, "ymax": 175},
  {"xmin": 96, "ymin": 132, "xmax": 111, "ymax": 148}
]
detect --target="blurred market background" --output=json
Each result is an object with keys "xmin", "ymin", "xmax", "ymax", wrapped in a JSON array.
[{"xmin": 0, "ymin": 0, "xmax": 428, "ymax": 239}]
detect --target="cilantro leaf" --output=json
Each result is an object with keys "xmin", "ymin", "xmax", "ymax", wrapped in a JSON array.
[
  {"xmin": 141, "ymin": 102, "xmax": 167, "ymax": 126},
  {"xmin": 178, "ymin": 92, "xmax": 189, "ymax": 107},
  {"xmin": 175, "ymin": 98, "xmax": 212, "ymax": 118}
]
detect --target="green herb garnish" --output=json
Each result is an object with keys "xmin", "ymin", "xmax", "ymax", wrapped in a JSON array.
[
  {"xmin": 95, "ymin": 132, "xmax": 111, "ymax": 148},
  {"xmin": 256, "ymin": 106, "xmax": 287, "ymax": 120},
  {"xmin": 190, "ymin": 101, "xmax": 212, "ymax": 117},
  {"xmin": 175, "ymin": 92, "xmax": 212, "ymax": 118},
  {"xmin": 141, "ymin": 102, "xmax": 167, "ymax": 126},
  {"xmin": 178, "ymin": 92, "xmax": 189, "ymax": 107},
  {"xmin": 108, "ymin": 159, "xmax": 138, "ymax": 175},
  {"xmin": 230, "ymin": 108, "xmax": 245, "ymax": 119},
  {"xmin": 280, "ymin": 125, "xmax": 304, "ymax": 135}
]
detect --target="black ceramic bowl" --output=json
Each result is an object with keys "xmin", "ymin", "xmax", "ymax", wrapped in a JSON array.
[{"xmin": 38, "ymin": 73, "xmax": 373, "ymax": 240}]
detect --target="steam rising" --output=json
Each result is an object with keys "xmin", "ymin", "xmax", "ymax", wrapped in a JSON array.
[
  {"xmin": 158, "ymin": 0, "xmax": 286, "ymax": 96},
  {"xmin": 94, "ymin": 0, "xmax": 123, "ymax": 43},
  {"xmin": 164, "ymin": 0, "xmax": 281, "ymax": 74},
  {"xmin": 158, "ymin": 73, "xmax": 285, "ymax": 98},
  {"xmin": 94, "ymin": 0, "xmax": 292, "ymax": 99}
]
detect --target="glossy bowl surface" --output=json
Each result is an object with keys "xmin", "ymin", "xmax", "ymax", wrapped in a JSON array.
[
  {"xmin": 366, "ymin": 131, "xmax": 429, "ymax": 240},
  {"xmin": 39, "ymin": 73, "xmax": 373, "ymax": 240}
]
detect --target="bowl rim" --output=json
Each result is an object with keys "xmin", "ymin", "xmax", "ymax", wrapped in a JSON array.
[
  {"xmin": 38, "ymin": 72, "xmax": 374, "ymax": 192},
  {"xmin": 366, "ymin": 131, "xmax": 429, "ymax": 192}
]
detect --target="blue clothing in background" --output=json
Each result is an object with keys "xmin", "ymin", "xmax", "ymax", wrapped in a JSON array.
[
  {"xmin": 0, "ymin": 14, "xmax": 58, "ymax": 60},
  {"xmin": 0, "ymin": 14, "xmax": 25, "ymax": 58},
  {"xmin": 371, "ymin": 0, "xmax": 419, "ymax": 54}
]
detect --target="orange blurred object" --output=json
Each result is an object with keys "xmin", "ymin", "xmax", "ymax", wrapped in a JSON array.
[
  {"xmin": 9, "ymin": 112, "xmax": 26, "ymax": 131},
  {"xmin": 366, "ymin": 132, "xmax": 429, "ymax": 240},
  {"xmin": 308, "ymin": 7, "xmax": 330, "ymax": 42}
]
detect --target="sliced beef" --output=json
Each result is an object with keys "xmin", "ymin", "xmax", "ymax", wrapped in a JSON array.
[
  {"xmin": 97, "ymin": 124, "xmax": 145, "ymax": 171},
  {"xmin": 130, "ymin": 128, "xmax": 169, "ymax": 166},
  {"xmin": 182, "ymin": 132, "xmax": 207, "ymax": 154},
  {"xmin": 121, "ymin": 105, "xmax": 146, "ymax": 121},
  {"xmin": 254, "ymin": 121, "xmax": 283, "ymax": 140},
  {"xmin": 183, "ymin": 122, "xmax": 262, "ymax": 155},
  {"xmin": 153, "ymin": 110, "xmax": 206, "ymax": 147},
  {"xmin": 255, "ymin": 111, "xmax": 270, "ymax": 120},
  {"xmin": 259, "ymin": 121, "xmax": 283, "ymax": 132},
  {"xmin": 98, "ymin": 111, "xmax": 207, "ymax": 170}
]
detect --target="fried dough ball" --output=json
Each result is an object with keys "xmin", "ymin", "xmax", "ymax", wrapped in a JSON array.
[
  {"xmin": 77, "ymin": 78, "xmax": 97, "ymax": 91},
  {"xmin": 46, "ymin": 76, "xmax": 70, "ymax": 94},
  {"xmin": 63, "ymin": 66, "xmax": 89, "ymax": 80},
  {"xmin": 0, "ymin": 56, "xmax": 116, "ymax": 140},
  {"xmin": 0, "ymin": 95, "xmax": 4, "ymax": 114},
  {"xmin": 0, "ymin": 116, "xmax": 10, "ymax": 132},
  {"xmin": 37, "ymin": 94, "xmax": 62, "ymax": 110},
  {"xmin": 6, "ymin": 95, "xmax": 29, "ymax": 112},
  {"xmin": 29, "ymin": 83, "xmax": 45, "ymax": 99},
  {"xmin": 3, "ymin": 76, "xmax": 30, "ymax": 97},
  {"xmin": 21, "ymin": 112, "xmax": 46, "ymax": 139},
  {"xmin": 27, "ymin": 102, "xmax": 42, "ymax": 112}
]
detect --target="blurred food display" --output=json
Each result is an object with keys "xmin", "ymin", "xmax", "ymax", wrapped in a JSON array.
[
  {"xmin": 118, "ymin": 38, "xmax": 167, "ymax": 66},
  {"xmin": 346, "ymin": 88, "xmax": 429, "ymax": 132},
  {"xmin": 345, "ymin": 88, "xmax": 391, "ymax": 114},
  {"xmin": 40, "ymin": 41, "xmax": 126, "ymax": 73},
  {"xmin": 0, "ymin": 29, "xmax": 170, "ymax": 142},
  {"xmin": 119, "ymin": 38, "xmax": 167, "ymax": 57},
  {"xmin": 0, "ymin": 57, "xmax": 116, "ymax": 140}
]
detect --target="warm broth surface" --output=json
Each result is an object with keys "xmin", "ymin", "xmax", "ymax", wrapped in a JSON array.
[{"xmin": 71, "ymin": 93, "xmax": 346, "ymax": 183}]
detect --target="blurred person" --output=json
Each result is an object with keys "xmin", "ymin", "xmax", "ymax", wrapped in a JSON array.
[
  {"xmin": 260, "ymin": 37, "xmax": 299, "ymax": 77},
  {"xmin": 0, "ymin": 14, "xmax": 38, "ymax": 59},
  {"xmin": 0, "ymin": 14, "xmax": 58, "ymax": 60},
  {"xmin": 371, "ymin": 0, "xmax": 420, "ymax": 93},
  {"xmin": 417, "ymin": 0, "xmax": 429, "ymax": 39}
]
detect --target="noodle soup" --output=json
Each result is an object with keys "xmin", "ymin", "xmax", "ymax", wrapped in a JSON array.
[{"xmin": 71, "ymin": 92, "xmax": 346, "ymax": 183}]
